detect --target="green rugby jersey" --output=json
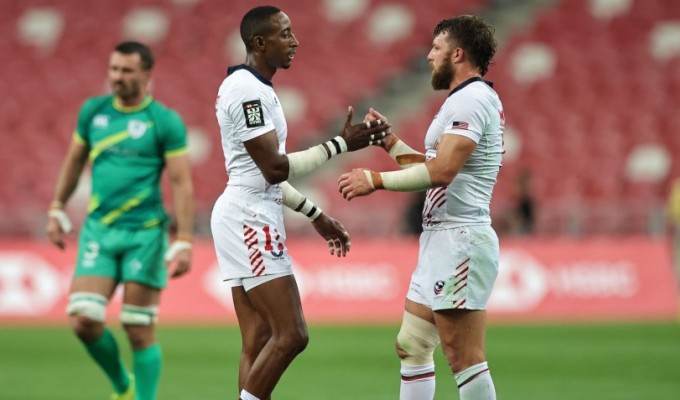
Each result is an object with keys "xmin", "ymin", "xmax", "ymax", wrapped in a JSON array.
[{"xmin": 74, "ymin": 95, "xmax": 188, "ymax": 229}]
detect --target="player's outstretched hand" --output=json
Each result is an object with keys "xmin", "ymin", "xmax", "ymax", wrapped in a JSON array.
[
  {"xmin": 363, "ymin": 107, "xmax": 396, "ymax": 150},
  {"xmin": 338, "ymin": 168, "xmax": 376, "ymax": 201},
  {"xmin": 311, "ymin": 213, "xmax": 351, "ymax": 257},
  {"xmin": 165, "ymin": 241, "xmax": 192, "ymax": 278},
  {"xmin": 341, "ymin": 106, "xmax": 390, "ymax": 151}
]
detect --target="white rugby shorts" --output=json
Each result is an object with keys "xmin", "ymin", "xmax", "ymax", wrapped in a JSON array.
[
  {"xmin": 407, "ymin": 225, "xmax": 499, "ymax": 311},
  {"xmin": 211, "ymin": 189, "xmax": 292, "ymax": 284}
]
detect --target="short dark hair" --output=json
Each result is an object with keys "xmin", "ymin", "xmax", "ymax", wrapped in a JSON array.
[
  {"xmin": 240, "ymin": 5, "xmax": 282, "ymax": 52},
  {"xmin": 434, "ymin": 15, "xmax": 496, "ymax": 76},
  {"xmin": 114, "ymin": 41, "xmax": 154, "ymax": 70}
]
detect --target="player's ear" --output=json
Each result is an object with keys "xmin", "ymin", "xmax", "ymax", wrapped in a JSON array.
[
  {"xmin": 254, "ymin": 36, "xmax": 266, "ymax": 51},
  {"xmin": 451, "ymin": 47, "xmax": 464, "ymax": 63}
]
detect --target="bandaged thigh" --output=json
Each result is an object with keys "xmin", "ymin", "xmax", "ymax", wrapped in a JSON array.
[
  {"xmin": 66, "ymin": 292, "xmax": 108, "ymax": 322},
  {"xmin": 120, "ymin": 304, "xmax": 158, "ymax": 325},
  {"xmin": 396, "ymin": 311, "xmax": 440, "ymax": 366}
]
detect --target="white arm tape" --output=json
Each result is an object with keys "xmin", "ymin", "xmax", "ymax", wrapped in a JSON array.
[
  {"xmin": 287, "ymin": 136, "xmax": 347, "ymax": 178},
  {"xmin": 165, "ymin": 240, "xmax": 192, "ymax": 262},
  {"xmin": 48, "ymin": 209, "xmax": 73, "ymax": 233},
  {"xmin": 388, "ymin": 139, "xmax": 426, "ymax": 169},
  {"xmin": 364, "ymin": 163, "xmax": 432, "ymax": 192},
  {"xmin": 281, "ymin": 181, "xmax": 323, "ymax": 220}
]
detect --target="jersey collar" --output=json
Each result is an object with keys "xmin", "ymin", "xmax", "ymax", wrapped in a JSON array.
[
  {"xmin": 227, "ymin": 64, "xmax": 273, "ymax": 87},
  {"xmin": 113, "ymin": 95, "xmax": 153, "ymax": 113},
  {"xmin": 448, "ymin": 77, "xmax": 493, "ymax": 97}
]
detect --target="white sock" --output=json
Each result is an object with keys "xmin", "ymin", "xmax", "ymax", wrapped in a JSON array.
[
  {"xmin": 454, "ymin": 362, "xmax": 496, "ymax": 400},
  {"xmin": 400, "ymin": 363, "xmax": 435, "ymax": 400},
  {"xmin": 239, "ymin": 389, "xmax": 260, "ymax": 400}
]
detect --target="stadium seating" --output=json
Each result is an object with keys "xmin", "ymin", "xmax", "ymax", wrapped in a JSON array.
[{"xmin": 2, "ymin": 0, "xmax": 678, "ymax": 236}]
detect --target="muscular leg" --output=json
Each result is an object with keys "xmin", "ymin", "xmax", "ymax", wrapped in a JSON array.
[
  {"xmin": 122, "ymin": 282, "xmax": 162, "ymax": 400},
  {"xmin": 396, "ymin": 299, "xmax": 438, "ymax": 400},
  {"xmin": 434, "ymin": 309, "xmax": 495, "ymax": 400},
  {"xmin": 68, "ymin": 276, "xmax": 131, "ymax": 394},
  {"xmin": 233, "ymin": 286, "xmax": 272, "ymax": 398},
  {"xmin": 240, "ymin": 275, "xmax": 309, "ymax": 399}
]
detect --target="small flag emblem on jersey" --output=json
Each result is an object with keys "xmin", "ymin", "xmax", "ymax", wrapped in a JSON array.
[
  {"xmin": 451, "ymin": 121, "xmax": 469, "ymax": 130},
  {"xmin": 242, "ymin": 100, "xmax": 265, "ymax": 128}
]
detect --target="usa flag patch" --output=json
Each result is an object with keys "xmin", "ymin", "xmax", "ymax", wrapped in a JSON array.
[{"xmin": 451, "ymin": 121, "xmax": 469, "ymax": 130}]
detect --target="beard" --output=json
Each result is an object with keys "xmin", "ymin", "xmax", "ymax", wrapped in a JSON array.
[
  {"xmin": 431, "ymin": 56, "xmax": 454, "ymax": 90},
  {"xmin": 112, "ymin": 80, "xmax": 140, "ymax": 101}
]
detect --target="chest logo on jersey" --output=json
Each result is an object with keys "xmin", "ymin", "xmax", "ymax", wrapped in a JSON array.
[
  {"xmin": 93, "ymin": 115, "xmax": 110, "ymax": 128},
  {"xmin": 127, "ymin": 120, "xmax": 147, "ymax": 139},
  {"xmin": 242, "ymin": 100, "xmax": 265, "ymax": 128}
]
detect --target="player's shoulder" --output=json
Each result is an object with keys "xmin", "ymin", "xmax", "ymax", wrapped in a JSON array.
[
  {"xmin": 148, "ymin": 99, "xmax": 185, "ymax": 125},
  {"xmin": 81, "ymin": 94, "xmax": 113, "ymax": 112},
  {"xmin": 220, "ymin": 65, "xmax": 272, "ymax": 95}
]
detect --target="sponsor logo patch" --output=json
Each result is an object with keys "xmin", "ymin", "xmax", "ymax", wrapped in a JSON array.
[
  {"xmin": 242, "ymin": 100, "xmax": 265, "ymax": 128},
  {"xmin": 434, "ymin": 280, "xmax": 446, "ymax": 295}
]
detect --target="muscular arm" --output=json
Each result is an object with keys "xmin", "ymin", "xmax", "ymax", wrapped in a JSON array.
[
  {"xmin": 165, "ymin": 153, "xmax": 195, "ymax": 241},
  {"xmin": 243, "ymin": 108, "xmax": 390, "ymax": 184},
  {"xmin": 45, "ymin": 138, "xmax": 89, "ymax": 248},
  {"xmin": 338, "ymin": 133, "xmax": 477, "ymax": 200},
  {"xmin": 243, "ymin": 130, "xmax": 291, "ymax": 184},
  {"xmin": 50, "ymin": 139, "xmax": 89, "ymax": 206},
  {"xmin": 424, "ymin": 133, "xmax": 477, "ymax": 187}
]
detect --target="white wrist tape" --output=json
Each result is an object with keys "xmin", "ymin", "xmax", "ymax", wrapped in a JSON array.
[
  {"xmin": 48, "ymin": 209, "xmax": 73, "ymax": 233},
  {"xmin": 363, "ymin": 163, "xmax": 432, "ymax": 192},
  {"xmin": 165, "ymin": 240, "xmax": 192, "ymax": 262},
  {"xmin": 387, "ymin": 138, "xmax": 426, "ymax": 169},
  {"xmin": 281, "ymin": 181, "xmax": 322, "ymax": 220},
  {"xmin": 287, "ymin": 136, "xmax": 347, "ymax": 178}
]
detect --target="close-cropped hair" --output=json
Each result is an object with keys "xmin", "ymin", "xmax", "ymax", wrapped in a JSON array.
[
  {"xmin": 240, "ymin": 5, "xmax": 282, "ymax": 51},
  {"xmin": 434, "ymin": 15, "xmax": 497, "ymax": 76},
  {"xmin": 114, "ymin": 41, "xmax": 154, "ymax": 70}
]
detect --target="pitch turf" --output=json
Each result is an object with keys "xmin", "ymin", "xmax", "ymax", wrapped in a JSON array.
[{"xmin": 1, "ymin": 322, "xmax": 679, "ymax": 399}]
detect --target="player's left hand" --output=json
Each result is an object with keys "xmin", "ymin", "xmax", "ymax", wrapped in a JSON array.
[
  {"xmin": 165, "ymin": 240, "xmax": 192, "ymax": 278},
  {"xmin": 311, "ymin": 213, "xmax": 351, "ymax": 257},
  {"xmin": 338, "ymin": 168, "xmax": 376, "ymax": 201}
]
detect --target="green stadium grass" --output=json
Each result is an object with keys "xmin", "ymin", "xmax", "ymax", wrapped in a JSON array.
[{"xmin": 1, "ymin": 322, "xmax": 679, "ymax": 399}]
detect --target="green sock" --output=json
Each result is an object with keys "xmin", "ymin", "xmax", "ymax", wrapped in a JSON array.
[
  {"xmin": 84, "ymin": 329, "xmax": 130, "ymax": 394},
  {"xmin": 133, "ymin": 343, "xmax": 162, "ymax": 400}
]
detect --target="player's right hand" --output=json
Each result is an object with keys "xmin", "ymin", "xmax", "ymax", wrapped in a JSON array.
[
  {"xmin": 340, "ymin": 106, "xmax": 390, "ymax": 151},
  {"xmin": 363, "ymin": 107, "xmax": 395, "ymax": 150},
  {"xmin": 46, "ymin": 209, "xmax": 73, "ymax": 250}
]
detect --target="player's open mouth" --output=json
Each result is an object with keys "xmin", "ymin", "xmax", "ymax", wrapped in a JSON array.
[{"xmin": 288, "ymin": 53, "xmax": 295, "ymax": 60}]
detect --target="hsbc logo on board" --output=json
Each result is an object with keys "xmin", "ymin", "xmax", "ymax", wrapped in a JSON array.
[
  {"xmin": 488, "ymin": 250, "xmax": 640, "ymax": 313},
  {"xmin": 0, "ymin": 253, "xmax": 66, "ymax": 315}
]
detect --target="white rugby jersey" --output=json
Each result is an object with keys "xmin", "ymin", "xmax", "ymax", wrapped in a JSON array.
[
  {"xmin": 422, "ymin": 77, "xmax": 504, "ymax": 229},
  {"xmin": 215, "ymin": 65, "xmax": 287, "ymax": 202}
]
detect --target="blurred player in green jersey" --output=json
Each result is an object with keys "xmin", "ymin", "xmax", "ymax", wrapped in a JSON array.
[{"xmin": 45, "ymin": 41, "xmax": 195, "ymax": 400}]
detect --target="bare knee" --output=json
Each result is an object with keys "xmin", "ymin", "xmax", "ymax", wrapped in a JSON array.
[
  {"xmin": 243, "ymin": 327, "xmax": 272, "ymax": 355},
  {"xmin": 70, "ymin": 315, "xmax": 105, "ymax": 343},
  {"xmin": 276, "ymin": 326, "xmax": 309, "ymax": 357},
  {"xmin": 123, "ymin": 324, "xmax": 155, "ymax": 350}
]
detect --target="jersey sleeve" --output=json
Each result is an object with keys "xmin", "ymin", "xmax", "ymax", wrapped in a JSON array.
[
  {"xmin": 442, "ymin": 93, "xmax": 488, "ymax": 144},
  {"xmin": 221, "ymin": 80, "xmax": 276, "ymax": 142},
  {"xmin": 73, "ymin": 98, "xmax": 99, "ymax": 147},
  {"xmin": 160, "ymin": 109, "xmax": 189, "ymax": 158}
]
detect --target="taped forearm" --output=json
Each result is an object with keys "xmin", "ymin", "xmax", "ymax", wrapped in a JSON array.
[
  {"xmin": 287, "ymin": 136, "xmax": 348, "ymax": 178},
  {"xmin": 281, "ymin": 181, "xmax": 322, "ymax": 220},
  {"xmin": 363, "ymin": 163, "xmax": 432, "ymax": 192},
  {"xmin": 385, "ymin": 135, "xmax": 426, "ymax": 169}
]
